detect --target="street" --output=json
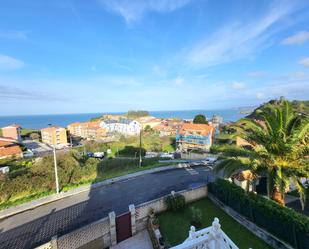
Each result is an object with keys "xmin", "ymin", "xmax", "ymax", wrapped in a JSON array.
[{"xmin": 0, "ymin": 166, "xmax": 213, "ymax": 249}]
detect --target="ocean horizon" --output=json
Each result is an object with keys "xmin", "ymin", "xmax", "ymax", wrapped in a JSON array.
[{"xmin": 0, "ymin": 109, "xmax": 248, "ymax": 129}]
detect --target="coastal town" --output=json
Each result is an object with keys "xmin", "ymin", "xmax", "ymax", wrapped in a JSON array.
[
  {"xmin": 0, "ymin": 112, "xmax": 223, "ymax": 161},
  {"xmin": 1, "ymin": 0, "xmax": 309, "ymax": 248}
]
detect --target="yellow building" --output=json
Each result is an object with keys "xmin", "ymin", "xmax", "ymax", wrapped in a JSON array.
[
  {"xmin": 67, "ymin": 122, "xmax": 106, "ymax": 140},
  {"xmin": 41, "ymin": 126, "xmax": 68, "ymax": 148}
]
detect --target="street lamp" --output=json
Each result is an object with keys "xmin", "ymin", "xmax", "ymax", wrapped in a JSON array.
[{"xmin": 48, "ymin": 124, "xmax": 60, "ymax": 194}]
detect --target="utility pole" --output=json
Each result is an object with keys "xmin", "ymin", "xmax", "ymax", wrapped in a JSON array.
[
  {"xmin": 48, "ymin": 124, "xmax": 60, "ymax": 194},
  {"xmin": 139, "ymin": 128, "xmax": 142, "ymax": 167}
]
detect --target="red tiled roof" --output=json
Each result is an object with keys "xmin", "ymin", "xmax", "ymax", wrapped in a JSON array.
[
  {"xmin": 179, "ymin": 123, "xmax": 214, "ymax": 136},
  {"xmin": 0, "ymin": 145, "xmax": 22, "ymax": 157}
]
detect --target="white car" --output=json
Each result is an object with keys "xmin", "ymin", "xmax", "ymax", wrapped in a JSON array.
[{"xmin": 160, "ymin": 153, "xmax": 174, "ymax": 159}]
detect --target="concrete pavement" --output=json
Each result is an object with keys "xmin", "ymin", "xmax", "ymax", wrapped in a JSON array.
[{"xmin": 0, "ymin": 166, "xmax": 213, "ymax": 249}]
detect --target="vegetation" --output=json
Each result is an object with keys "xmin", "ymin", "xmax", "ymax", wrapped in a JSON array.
[
  {"xmin": 193, "ymin": 114, "xmax": 208, "ymax": 124},
  {"xmin": 0, "ymin": 152, "xmax": 174, "ymax": 210},
  {"xmin": 216, "ymin": 100, "xmax": 309, "ymax": 208},
  {"xmin": 209, "ymin": 179, "xmax": 309, "ymax": 249},
  {"xmin": 158, "ymin": 198, "xmax": 272, "ymax": 248},
  {"xmin": 126, "ymin": 110, "xmax": 149, "ymax": 118},
  {"xmin": 164, "ymin": 193, "xmax": 186, "ymax": 211}
]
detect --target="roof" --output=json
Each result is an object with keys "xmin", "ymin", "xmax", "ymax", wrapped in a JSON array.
[
  {"xmin": 2, "ymin": 124, "xmax": 21, "ymax": 129},
  {"xmin": 0, "ymin": 136, "xmax": 17, "ymax": 143},
  {"xmin": 0, "ymin": 144, "xmax": 22, "ymax": 157},
  {"xmin": 232, "ymin": 170, "xmax": 256, "ymax": 181},
  {"xmin": 0, "ymin": 140, "xmax": 14, "ymax": 147},
  {"xmin": 103, "ymin": 119, "xmax": 136, "ymax": 124},
  {"xmin": 41, "ymin": 126, "xmax": 65, "ymax": 132},
  {"xmin": 179, "ymin": 123, "xmax": 214, "ymax": 136}
]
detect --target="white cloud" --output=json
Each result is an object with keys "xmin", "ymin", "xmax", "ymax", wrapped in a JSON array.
[
  {"xmin": 298, "ymin": 57, "xmax": 309, "ymax": 67},
  {"xmin": 0, "ymin": 55, "xmax": 24, "ymax": 70},
  {"xmin": 248, "ymin": 71, "xmax": 267, "ymax": 78},
  {"xmin": 152, "ymin": 65, "xmax": 166, "ymax": 77},
  {"xmin": 232, "ymin": 81, "xmax": 246, "ymax": 90},
  {"xmin": 282, "ymin": 31, "xmax": 309, "ymax": 45},
  {"xmin": 100, "ymin": 0, "xmax": 192, "ymax": 24},
  {"xmin": 186, "ymin": 1, "xmax": 301, "ymax": 68},
  {"xmin": 172, "ymin": 76, "xmax": 185, "ymax": 86}
]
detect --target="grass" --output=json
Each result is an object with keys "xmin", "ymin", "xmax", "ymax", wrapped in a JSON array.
[{"xmin": 158, "ymin": 198, "xmax": 273, "ymax": 249}]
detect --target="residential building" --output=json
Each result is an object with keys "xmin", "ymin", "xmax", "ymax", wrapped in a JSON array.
[
  {"xmin": 41, "ymin": 126, "xmax": 68, "ymax": 148},
  {"xmin": 176, "ymin": 123, "xmax": 215, "ymax": 152},
  {"xmin": 153, "ymin": 124, "xmax": 175, "ymax": 136},
  {"xmin": 100, "ymin": 119, "xmax": 141, "ymax": 136},
  {"xmin": 67, "ymin": 121, "xmax": 106, "ymax": 140},
  {"xmin": 1, "ymin": 124, "xmax": 22, "ymax": 142},
  {"xmin": 0, "ymin": 137, "xmax": 23, "ymax": 159},
  {"xmin": 137, "ymin": 116, "xmax": 162, "ymax": 129}
]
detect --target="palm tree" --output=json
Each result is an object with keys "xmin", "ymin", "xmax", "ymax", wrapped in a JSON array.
[{"xmin": 216, "ymin": 100, "xmax": 309, "ymax": 208}]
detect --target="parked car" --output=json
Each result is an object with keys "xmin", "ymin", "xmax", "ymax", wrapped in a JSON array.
[
  {"xmin": 160, "ymin": 152, "xmax": 174, "ymax": 159},
  {"xmin": 87, "ymin": 152, "xmax": 94, "ymax": 157},
  {"xmin": 93, "ymin": 152, "xmax": 104, "ymax": 159}
]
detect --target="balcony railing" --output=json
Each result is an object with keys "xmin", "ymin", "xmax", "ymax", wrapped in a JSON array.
[{"xmin": 171, "ymin": 218, "xmax": 241, "ymax": 249}]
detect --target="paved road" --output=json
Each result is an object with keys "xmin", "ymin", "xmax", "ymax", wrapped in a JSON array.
[{"xmin": 0, "ymin": 166, "xmax": 213, "ymax": 249}]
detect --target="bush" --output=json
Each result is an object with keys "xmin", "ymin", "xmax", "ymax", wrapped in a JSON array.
[
  {"xmin": 190, "ymin": 207, "xmax": 202, "ymax": 228},
  {"xmin": 164, "ymin": 193, "xmax": 185, "ymax": 211},
  {"xmin": 209, "ymin": 179, "xmax": 309, "ymax": 249}
]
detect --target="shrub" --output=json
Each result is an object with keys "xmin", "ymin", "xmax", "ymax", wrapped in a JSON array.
[
  {"xmin": 209, "ymin": 179, "xmax": 309, "ymax": 249},
  {"xmin": 190, "ymin": 207, "xmax": 202, "ymax": 228},
  {"xmin": 164, "ymin": 193, "xmax": 185, "ymax": 211}
]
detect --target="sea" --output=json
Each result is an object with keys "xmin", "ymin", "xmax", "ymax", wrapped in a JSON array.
[{"xmin": 0, "ymin": 109, "xmax": 247, "ymax": 129}]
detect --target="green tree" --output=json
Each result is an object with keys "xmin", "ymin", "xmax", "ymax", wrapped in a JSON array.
[
  {"xmin": 193, "ymin": 114, "xmax": 208, "ymax": 124},
  {"xmin": 216, "ymin": 100, "xmax": 309, "ymax": 208}
]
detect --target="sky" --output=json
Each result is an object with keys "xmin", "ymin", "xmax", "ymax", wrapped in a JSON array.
[{"xmin": 0, "ymin": 0, "xmax": 309, "ymax": 115}]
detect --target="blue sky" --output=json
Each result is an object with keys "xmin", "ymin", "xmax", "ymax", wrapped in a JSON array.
[{"xmin": 0, "ymin": 0, "xmax": 309, "ymax": 115}]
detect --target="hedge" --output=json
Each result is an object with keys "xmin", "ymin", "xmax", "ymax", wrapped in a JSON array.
[{"xmin": 208, "ymin": 179, "xmax": 309, "ymax": 249}]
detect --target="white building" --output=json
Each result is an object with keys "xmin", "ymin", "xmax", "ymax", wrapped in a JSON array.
[{"xmin": 100, "ymin": 119, "xmax": 141, "ymax": 136}]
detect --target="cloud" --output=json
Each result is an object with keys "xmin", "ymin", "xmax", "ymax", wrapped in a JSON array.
[
  {"xmin": 248, "ymin": 71, "xmax": 267, "ymax": 78},
  {"xmin": 0, "ymin": 55, "xmax": 24, "ymax": 70},
  {"xmin": 298, "ymin": 57, "xmax": 309, "ymax": 67},
  {"xmin": 172, "ymin": 76, "xmax": 185, "ymax": 86},
  {"xmin": 100, "ymin": 0, "xmax": 192, "ymax": 24},
  {"xmin": 232, "ymin": 81, "xmax": 246, "ymax": 90},
  {"xmin": 0, "ymin": 30, "xmax": 28, "ymax": 40},
  {"xmin": 186, "ymin": 1, "xmax": 302, "ymax": 68},
  {"xmin": 0, "ymin": 85, "xmax": 65, "ymax": 101},
  {"xmin": 152, "ymin": 65, "xmax": 166, "ymax": 77},
  {"xmin": 281, "ymin": 31, "xmax": 309, "ymax": 45}
]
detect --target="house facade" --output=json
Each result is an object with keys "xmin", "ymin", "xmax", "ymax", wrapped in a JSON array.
[
  {"xmin": 0, "ymin": 137, "xmax": 23, "ymax": 159},
  {"xmin": 1, "ymin": 124, "xmax": 22, "ymax": 142},
  {"xmin": 41, "ymin": 126, "xmax": 68, "ymax": 148},
  {"xmin": 176, "ymin": 123, "xmax": 215, "ymax": 152},
  {"xmin": 100, "ymin": 119, "xmax": 141, "ymax": 136}
]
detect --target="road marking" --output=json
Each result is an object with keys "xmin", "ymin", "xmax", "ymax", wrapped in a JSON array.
[{"xmin": 185, "ymin": 167, "xmax": 199, "ymax": 175}]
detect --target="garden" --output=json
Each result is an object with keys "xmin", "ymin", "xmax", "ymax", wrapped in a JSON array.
[{"xmin": 156, "ymin": 196, "xmax": 272, "ymax": 249}]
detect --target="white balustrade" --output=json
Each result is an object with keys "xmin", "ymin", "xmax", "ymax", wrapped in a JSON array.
[{"xmin": 171, "ymin": 218, "xmax": 240, "ymax": 249}]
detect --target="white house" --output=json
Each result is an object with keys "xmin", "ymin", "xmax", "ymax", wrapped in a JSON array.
[{"xmin": 100, "ymin": 119, "xmax": 141, "ymax": 136}]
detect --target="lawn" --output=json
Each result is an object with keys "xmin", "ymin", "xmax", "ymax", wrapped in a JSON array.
[{"xmin": 158, "ymin": 198, "xmax": 273, "ymax": 249}]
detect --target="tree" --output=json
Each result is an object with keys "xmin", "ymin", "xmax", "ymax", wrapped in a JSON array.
[
  {"xmin": 193, "ymin": 114, "xmax": 208, "ymax": 124},
  {"xmin": 216, "ymin": 100, "xmax": 309, "ymax": 209}
]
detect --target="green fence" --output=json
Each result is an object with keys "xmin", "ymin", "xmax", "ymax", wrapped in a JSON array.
[{"xmin": 208, "ymin": 179, "xmax": 309, "ymax": 249}]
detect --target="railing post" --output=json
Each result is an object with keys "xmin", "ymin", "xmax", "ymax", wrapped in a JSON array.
[
  {"xmin": 129, "ymin": 204, "xmax": 136, "ymax": 235},
  {"xmin": 51, "ymin": 235, "xmax": 58, "ymax": 249},
  {"xmin": 109, "ymin": 211, "xmax": 117, "ymax": 246},
  {"xmin": 211, "ymin": 217, "xmax": 222, "ymax": 249},
  {"xmin": 188, "ymin": 226, "xmax": 196, "ymax": 240}
]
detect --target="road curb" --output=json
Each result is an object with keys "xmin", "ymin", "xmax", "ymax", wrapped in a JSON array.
[{"xmin": 0, "ymin": 165, "xmax": 180, "ymax": 220}]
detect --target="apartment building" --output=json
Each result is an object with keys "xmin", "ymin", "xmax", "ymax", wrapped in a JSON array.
[
  {"xmin": 100, "ymin": 119, "xmax": 141, "ymax": 136},
  {"xmin": 67, "ymin": 122, "xmax": 106, "ymax": 140},
  {"xmin": 41, "ymin": 126, "xmax": 68, "ymax": 148},
  {"xmin": 176, "ymin": 123, "xmax": 215, "ymax": 152},
  {"xmin": 1, "ymin": 124, "xmax": 22, "ymax": 142}
]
